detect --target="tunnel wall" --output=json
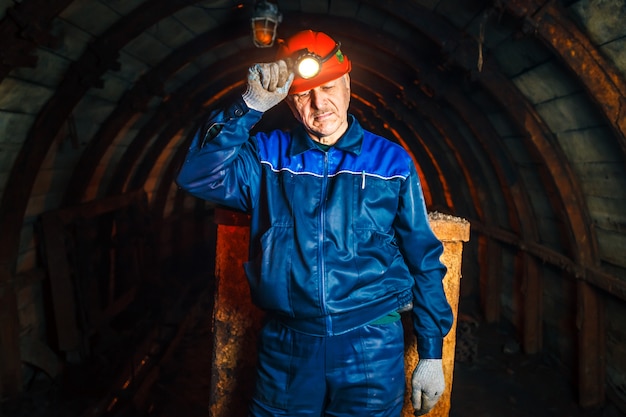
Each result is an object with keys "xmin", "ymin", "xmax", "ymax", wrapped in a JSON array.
[{"xmin": 0, "ymin": 1, "xmax": 625, "ymax": 413}]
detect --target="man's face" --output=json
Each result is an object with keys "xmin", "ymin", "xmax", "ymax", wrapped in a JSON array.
[{"xmin": 287, "ymin": 74, "xmax": 351, "ymax": 146}]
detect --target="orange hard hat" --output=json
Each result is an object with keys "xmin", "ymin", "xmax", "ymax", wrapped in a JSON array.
[{"xmin": 276, "ymin": 30, "xmax": 351, "ymax": 94}]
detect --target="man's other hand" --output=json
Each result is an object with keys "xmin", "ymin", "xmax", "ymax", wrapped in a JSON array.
[{"xmin": 411, "ymin": 358, "xmax": 445, "ymax": 416}]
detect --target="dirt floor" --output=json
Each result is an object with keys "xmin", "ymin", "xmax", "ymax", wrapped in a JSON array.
[
  {"xmin": 1, "ymin": 296, "xmax": 624, "ymax": 417},
  {"xmin": 449, "ymin": 318, "xmax": 619, "ymax": 417}
]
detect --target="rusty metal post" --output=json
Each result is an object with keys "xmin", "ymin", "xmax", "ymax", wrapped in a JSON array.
[
  {"xmin": 209, "ymin": 208, "xmax": 260, "ymax": 417},
  {"xmin": 210, "ymin": 209, "xmax": 469, "ymax": 417},
  {"xmin": 402, "ymin": 213, "xmax": 470, "ymax": 417}
]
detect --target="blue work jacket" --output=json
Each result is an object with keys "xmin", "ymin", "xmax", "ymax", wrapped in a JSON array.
[{"xmin": 176, "ymin": 98, "xmax": 453, "ymax": 358}]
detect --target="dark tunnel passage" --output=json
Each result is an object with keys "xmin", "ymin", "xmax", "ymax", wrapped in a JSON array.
[{"xmin": 0, "ymin": 1, "xmax": 626, "ymax": 416}]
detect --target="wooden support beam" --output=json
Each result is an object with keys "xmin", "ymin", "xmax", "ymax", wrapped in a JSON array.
[
  {"xmin": 39, "ymin": 212, "xmax": 81, "ymax": 352},
  {"xmin": 471, "ymin": 220, "xmax": 626, "ymax": 302},
  {"xmin": 0, "ymin": 264, "xmax": 21, "ymax": 399},
  {"xmin": 522, "ymin": 253, "xmax": 543, "ymax": 353},
  {"xmin": 481, "ymin": 235, "xmax": 502, "ymax": 322},
  {"xmin": 577, "ymin": 282, "xmax": 606, "ymax": 408}
]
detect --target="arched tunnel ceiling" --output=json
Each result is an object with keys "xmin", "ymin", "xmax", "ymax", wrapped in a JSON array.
[
  {"xmin": 2, "ymin": 0, "xmax": 624, "ymax": 274},
  {"xmin": 1, "ymin": 1, "xmax": 626, "ymax": 402}
]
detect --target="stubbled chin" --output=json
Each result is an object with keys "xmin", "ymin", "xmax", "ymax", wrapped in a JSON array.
[
  {"xmin": 310, "ymin": 116, "xmax": 338, "ymax": 132},
  {"xmin": 307, "ymin": 120, "xmax": 347, "ymax": 143},
  {"xmin": 310, "ymin": 124, "xmax": 335, "ymax": 138}
]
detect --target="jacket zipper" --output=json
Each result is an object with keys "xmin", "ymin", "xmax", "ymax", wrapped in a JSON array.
[{"xmin": 320, "ymin": 151, "xmax": 331, "ymax": 335}]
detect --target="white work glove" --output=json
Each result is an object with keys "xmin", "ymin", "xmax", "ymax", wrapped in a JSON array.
[
  {"xmin": 242, "ymin": 60, "xmax": 293, "ymax": 112},
  {"xmin": 411, "ymin": 359, "xmax": 445, "ymax": 416}
]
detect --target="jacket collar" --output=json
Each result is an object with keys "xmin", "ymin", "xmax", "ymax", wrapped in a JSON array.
[{"xmin": 289, "ymin": 114, "xmax": 363, "ymax": 157}]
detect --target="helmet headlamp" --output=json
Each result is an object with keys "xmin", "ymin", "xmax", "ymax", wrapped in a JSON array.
[
  {"xmin": 276, "ymin": 31, "xmax": 351, "ymax": 94},
  {"xmin": 291, "ymin": 42, "xmax": 341, "ymax": 80}
]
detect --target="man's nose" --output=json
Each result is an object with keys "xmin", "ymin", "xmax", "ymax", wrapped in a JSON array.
[{"xmin": 310, "ymin": 89, "xmax": 325, "ymax": 108}]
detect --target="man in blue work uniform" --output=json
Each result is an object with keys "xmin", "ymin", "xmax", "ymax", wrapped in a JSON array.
[{"xmin": 177, "ymin": 30, "xmax": 453, "ymax": 417}]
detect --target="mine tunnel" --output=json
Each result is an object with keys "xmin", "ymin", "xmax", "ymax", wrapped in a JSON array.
[{"xmin": 0, "ymin": 1, "xmax": 625, "ymax": 416}]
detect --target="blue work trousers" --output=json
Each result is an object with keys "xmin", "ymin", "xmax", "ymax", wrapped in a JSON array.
[{"xmin": 249, "ymin": 318, "xmax": 406, "ymax": 417}]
